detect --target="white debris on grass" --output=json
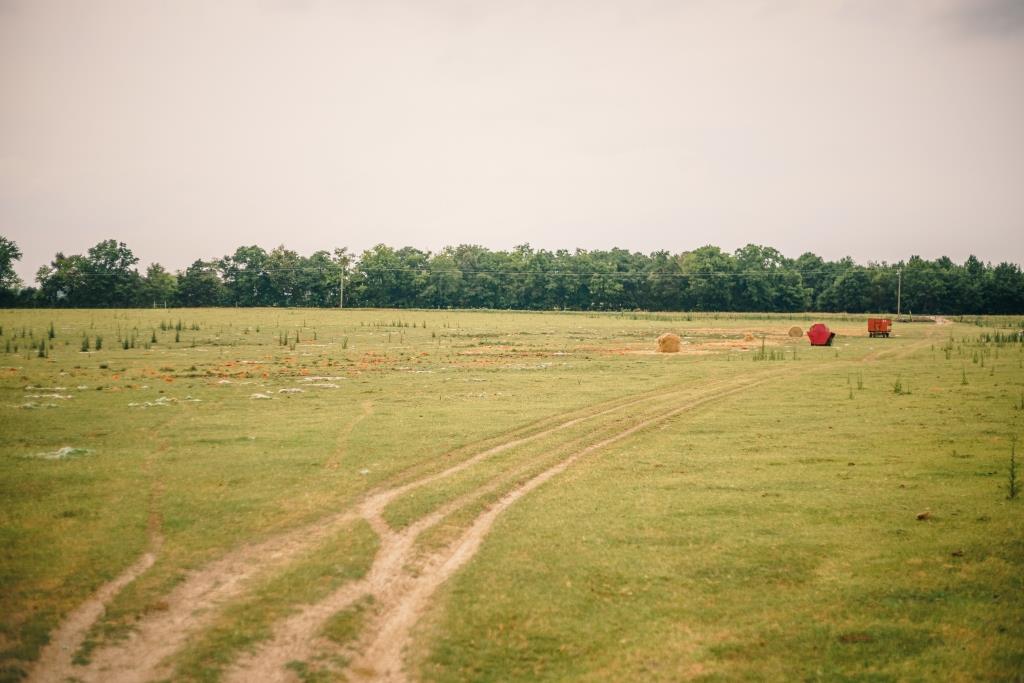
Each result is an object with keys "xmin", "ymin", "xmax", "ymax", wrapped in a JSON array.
[
  {"xmin": 301, "ymin": 376, "xmax": 345, "ymax": 382},
  {"xmin": 76, "ymin": 385, "xmax": 89, "ymax": 390},
  {"xmin": 217, "ymin": 379, "xmax": 233, "ymax": 384},
  {"xmin": 250, "ymin": 392, "xmax": 273, "ymax": 400},
  {"xmin": 278, "ymin": 388, "xmax": 305, "ymax": 394},
  {"xmin": 129, "ymin": 396, "xmax": 178, "ymax": 408},
  {"xmin": 24, "ymin": 446, "xmax": 91, "ymax": 460},
  {"xmin": 306, "ymin": 383, "xmax": 340, "ymax": 389},
  {"xmin": 13, "ymin": 402, "xmax": 59, "ymax": 409},
  {"xmin": 358, "ymin": 468, "xmax": 370, "ymax": 475},
  {"xmin": 26, "ymin": 393, "xmax": 72, "ymax": 400}
]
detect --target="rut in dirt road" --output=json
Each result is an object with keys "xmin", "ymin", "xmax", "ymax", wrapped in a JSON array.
[
  {"xmin": 30, "ymin": 379, "xmax": 713, "ymax": 682},
  {"xmin": 30, "ymin": 371, "xmax": 784, "ymax": 683},
  {"xmin": 28, "ymin": 455, "xmax": 166, "ymax": 683},
  {"xmin": 228, "ymin": 374, "xmax": 778, "ymax": 683},
  {"xmin": 33, "ymin": 401, "xmax": 376, "ymax": 683}
]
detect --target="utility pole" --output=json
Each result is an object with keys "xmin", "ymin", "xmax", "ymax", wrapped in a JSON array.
[
  {"xmin": 896, "ymin": 268, "xmax": 902, "ymax": 317},
  {"xmin": 339, "ymin": 265, "xmax": 345, "ymax": 309}
]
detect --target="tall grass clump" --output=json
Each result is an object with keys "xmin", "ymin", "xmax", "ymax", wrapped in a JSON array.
[{"xmin": 1009, "ymin": 436, "xmax": 1020, "ymax": 500}]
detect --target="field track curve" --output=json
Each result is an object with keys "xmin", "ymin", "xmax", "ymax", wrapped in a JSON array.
[{"xmin": 32, "ymin": 361, "xmax": 826, "ymax": 683}]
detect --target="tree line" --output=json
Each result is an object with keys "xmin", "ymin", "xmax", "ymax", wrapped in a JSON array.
[{"xmin": 0, "ymin": 236, "xmax": 1021, "ymax": 313}]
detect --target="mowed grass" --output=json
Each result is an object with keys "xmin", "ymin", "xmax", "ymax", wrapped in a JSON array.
[{"xmin": 0, "ymin": 308, "xmax": 1021, "ymax": 681}]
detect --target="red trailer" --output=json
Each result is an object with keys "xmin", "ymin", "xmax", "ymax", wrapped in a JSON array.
[
  {"xmin": 807, "ymin": 323, "xmax": 836, "ymax": 346},
  {"xmin": 868, "ymin": 318, "xmax": 892, "ymax": 338}
]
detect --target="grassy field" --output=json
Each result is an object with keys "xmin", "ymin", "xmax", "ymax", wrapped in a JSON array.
[{"xmin": 0, "ymin": 308, "xmax": 1021, "ymax": 682}]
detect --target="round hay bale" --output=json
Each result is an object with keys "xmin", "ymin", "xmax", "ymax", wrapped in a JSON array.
[
  {"xmin": 743, "ymin": 332, "xmax": 755, "ymax": 342},
  {"xmin": 788, "ymin": 326, "xmax": 803, "ymax": 337},
  {"xmin": 656, "ymin": 333, "xmax": 681, "ymax": 353}
]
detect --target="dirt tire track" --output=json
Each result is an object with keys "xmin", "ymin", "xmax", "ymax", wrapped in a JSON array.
[
  {"xmin": 372, "ymin": 375, "xmax": 748, "ymax": 516},
  {"xmin": 229, "ymin": 373, "xmax": 781, "ymax": 683},
  {"xmin": 325, "ymin": 399, "xmax": 374, "ymax": 470},
  {"xmin": 32, "ymin": 371, "xmax": 777, "ymax": 683},
  {"xmin": 27, "ymin": 550, "xmax": 160, "ymax": 683},
  {"xmin": 60, "ymin": 509, "xmax": 362, "ymax": 683},
  {"xmin": 221, "ymin": 409, "xmax": 662, "ymax": 683},
  {"xmin": 863, "ymin": 318, "xmax": 950, "ymax": 362},
  {"xmin": 226, "ymin": 377, "xmax": 766, "ymax": 683},
  {"xmin": 28, "ymin": 436, "xmax": 169, "ymax": 683},
  {"xmin": 67, "ymin": 386, "xmax": 685, "ymax": 682},
  {"xmin": 345, "ymin": 378, "xmax": 773, "ymax": 682},
  {"xmin": 80, "ymin": 401, "xmax": 376, "ymax": 680}
]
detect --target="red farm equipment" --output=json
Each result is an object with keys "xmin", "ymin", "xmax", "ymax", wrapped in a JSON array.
[
  {"xmin": 807, "ymin": 323, "xmax": 836, "ymax": 346},
  {"xmin": 868, "ymin": 318, "xmax": 892, "ymax": 338}
]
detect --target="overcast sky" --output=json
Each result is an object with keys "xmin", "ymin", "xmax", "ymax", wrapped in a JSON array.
[{"xmin": 2, "ymin": 0, "xmax": 1023, "ymax": 282}]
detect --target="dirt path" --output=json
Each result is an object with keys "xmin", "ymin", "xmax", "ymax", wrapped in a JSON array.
[
  {"xmin": 31, "ymin": 372, "xmax": 780, "ymax": 683},
  {"xmin": 74, "ymin": 402, "xmax": 380, "ymax": 681},
  {"xmin": 226, "ymin": 375, "xmax": 776, "ymax": 682},
  {"xmin": 27, "ymin": 548, "xmax": 160, "ymax": 683},
  {"xmin": 325, "ymin": 400, "xmax": 374, "ymax": 470},
  {"xmin": 863, "ymin": 322, "xmax": 946, "ymax": 362},
  {"xmin": 28, "ymin": 439, "xmax": 167, "ymax": 683}
]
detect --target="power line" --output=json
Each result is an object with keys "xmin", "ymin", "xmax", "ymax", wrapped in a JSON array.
[{"xmin": 38, "ymin": 265, "xmax": 896, "ymax": 279}]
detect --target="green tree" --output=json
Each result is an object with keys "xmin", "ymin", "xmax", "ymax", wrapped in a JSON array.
[
  {"xmin": 69, "ymin": 240, "xmax": 143, "ymax": 306},
  {"xmin": 298, "ymin": 249, "xmax": 348, "ymax": 307},
  {"xmin": 219, "ymin": 246, "xmax": 271, "ymax": 306},
  {"xmin": 0, "ymin": 236, "xmax": 23, "ymax": 304},
  {"xmin": 36, "ymin": 253, "xmax": 90, "ymax": 306},
  {"xmin": 732, "ymin": 244, "xmax": 808, "ymax": 312},
  {"xmin": 140, "ymin": 264, "xmax": 178, "ymax": 307},
  {"xmin": 818, "ymin": 267, "xmax": 874, "ymax": 312},
  {"xmin": 352, "ymin": 244, "xmax": 428, "ymax": 308},
  {"xmin": 421, "ymin": 251, "xmax": 462, "ymax": 308},
  {"xmin": 986, "ymin": 262, "xmax": 1024, "ymax": 314},
  {"xmin": 643, "ymin": 250, "xmax": 687, "ymax": 311},
  {"xmin": 264, "ymin": 246, "xmax": 304, "ymax": 306},
  {"xmin": 176, "ymin": 260, "xmax": 225, "ymax": 306},
  {"xmin": 682, "ymin": 246, "xmax": 734, "ymax": 311}
]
